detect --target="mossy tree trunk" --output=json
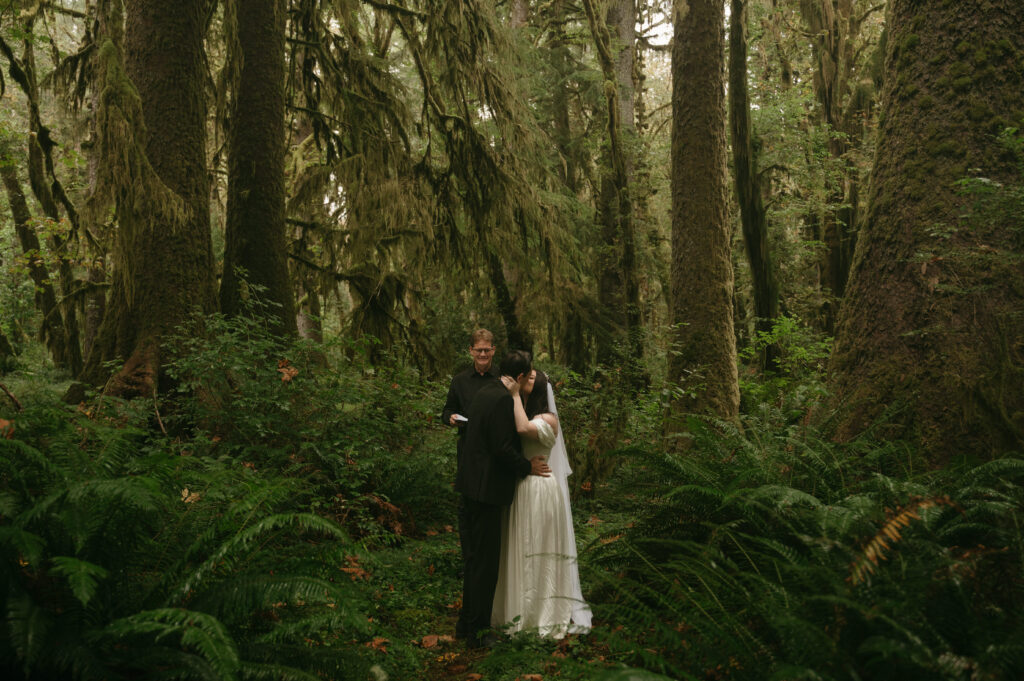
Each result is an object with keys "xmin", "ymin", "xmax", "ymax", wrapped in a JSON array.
[
  {"xmin": 829, "ymin": 0, "xmax": 1024, "ymax": 458},
  {"xmin": 729, "ymin": 0, "xmax": 780, "ymax": 371},
  {"xmin": 81, "ymin": 0, "xmax": 216, "ymax": 397},
  {"xmin": 667, "ymin": 0, "xmax": 740, "ymax": 433},
  {"xmin": 1, "ymin": 18, "xmax": 84, "ymax": 376},
  {"xmin": 799, "ymin": 0, "xmax": 880, "ymax": 332},
  {"xmin": 0, "ymin": 141, "xmax": 72, "ymax": 370},
  {"xmin": 220, "ymin": 0, "xmax": 297, "ymax": 336},
  {"xmin": 583, "ymin": 0, "xmax": 645, "ymax": 384}
]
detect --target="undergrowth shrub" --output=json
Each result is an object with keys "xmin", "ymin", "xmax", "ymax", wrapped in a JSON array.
[
  {"xmin": 586, "ymin": 413, "xmax": 1024, "ymax": 681},
  {"xmin": 0, "ymin": 315, "xmax": 462, "ymax": 681},
  {"xmin": 164, "ymin": 313, "xmax": 458, "ymax": 540},
  {"xmin": 0, "ymin": 395, "xmax": 374, "ymax": 681}
]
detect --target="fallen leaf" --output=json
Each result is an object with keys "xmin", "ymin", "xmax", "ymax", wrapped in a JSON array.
[
  {"xmin": 0, "ymin": 419, "xmax": 13, "ymax": 439},
  {"xmin": 180, "ymin": 488, "xmax": 201, "ymax": 504},
  {"xmin": 278, "ymin": 359, "xmax": 299, "ymax": 382},
  {"xmin": 365, "ymin": 637, "xmax": 389, "ymax": 653},
  {"xmin": 520, "ymin": 675, "xmax": 543, "ymax": 681},
  {"xmin": 466, "ymin": 674, "xmax": 482, "ymax": 680},
  {"xmin": 340, "ymin": 555, "xmax": 370, "ymax": 581},
  {"xmin": 420, "ymin": 634, "xmax": 439, "ymax": 648},
  {"xmin": 600, "ymin": 534, "xmax": 623, "ymax": 545}
]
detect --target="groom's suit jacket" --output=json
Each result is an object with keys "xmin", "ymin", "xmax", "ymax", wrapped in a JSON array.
[{"xmin": 455, "ymin": 381, "xmax": 531, "ymax": 506}]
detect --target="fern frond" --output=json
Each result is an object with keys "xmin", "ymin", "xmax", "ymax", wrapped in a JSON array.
[
  {"xmin": 50, "ymin": 556, "xmax": 110, "ymax": 606},
  {"xmin": 0, "ymin": 525, "xmax": 46, "ymax": 564},
  {"xmin": 962, "ymin": 457, "xmax": 1024, "ymax": 485},
  {"xmin": 6, "ymin": 592, "xmax": 53, "ymax": 670},
  {"xmin": 746, "ymin": 485, "xmax": 823, "ymax": 510},
  {"xmin": 250, "ymin": 609, "xmax": 370, "ymax": 645},
  {"xmin": 175, "ymin": 513, "xmax": 348, "ymax": 599},
  {"xmin": 195, "ymin": 575, "xmax": 350, "ymax": 619},
  {"xmin": 849, "ymin": 497, "xmax": 958, "ymax": 584},
  {"xmin": 239, "ymin": 662, "xmax": 322, "ymax": 681},
  {"xmin": 0, "ymin": 438, "xmax": 64, "ymax": 482},
  {"xmin": 103, "ymin": 608, "xmax": 240, "ymax": 681}
]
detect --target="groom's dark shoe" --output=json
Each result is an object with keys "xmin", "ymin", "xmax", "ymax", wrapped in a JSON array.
[{"xmin": 466, "ymin": 631, "xmax": 502, "ymax": 650}]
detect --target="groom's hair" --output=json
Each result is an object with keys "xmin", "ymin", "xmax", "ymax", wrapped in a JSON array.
[{"xmin": 499, "ymin": 350, "xmax": 532, "ymax": 379}]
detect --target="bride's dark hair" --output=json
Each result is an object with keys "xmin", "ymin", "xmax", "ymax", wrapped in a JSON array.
[{"xmin": 525, "ymin": 371, "xmax": 550, "ymax": 419}]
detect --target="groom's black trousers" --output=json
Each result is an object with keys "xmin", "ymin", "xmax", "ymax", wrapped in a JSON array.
[{"xmin": 457, "ymin": 495, "xmax": 502, "ymax": 640}]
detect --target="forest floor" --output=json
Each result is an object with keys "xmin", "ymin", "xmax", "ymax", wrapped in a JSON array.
[{"xmin": 361, "ymin": 505, "xmax": 619, "ymax": 681}]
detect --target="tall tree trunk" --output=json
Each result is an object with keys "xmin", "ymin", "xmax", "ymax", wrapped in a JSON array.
[
  {"xmin": 0, "ymin": 328, "xmax": 14, "ymax": 369},
  {"xmin": 220, "ymin": 0, "xmax": 297, "ymax": 335},
  {"xmin": 667, "ymin": 0, "xmax": 739, "ymax": 432},
  {"xmin": 583, "ymin": 0, "xmax": 644, "ymax": 381},
  {"xmin": 486, "ymin": 249, "xmax": 533, "ymax": 353},
  {"xmin": 729, "ymin": 0, "xmax": 780, "ymax": 370},
  {"xmin": 547, "ymin": 0, "xmax": 577, "ymax": 194},
  {"xmin": 830, "ymin": 0, "xmax": 1024, "ymax": 458},
  {"xmin": 0, "ymin": 142, "xmax": 71, "ymax": 370},
  {"xmin": 81, "ymin": 0, "xmax": 216, "ymax": 397},
  {"xmin": 1, "ymin": 19, "xmax": 85, "ymax": 375},
  {"xmin": 800, "ymin": 0, "xmax": 878, "ymax": 332}
]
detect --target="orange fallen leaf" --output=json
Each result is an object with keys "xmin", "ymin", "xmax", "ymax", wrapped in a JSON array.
[
  {"xmin": 365, "ymin": 637, "xmax": 389, "ymax": 653},
  {"xmin": 466, "ymin": 674, "xmax": 483, "ymax": 681},
  {"xmin": 420, "ymin": 634, "xmax": 439, "ymax": 648},
  {"xmin": 278, "ymin": 359, "xmax": 299, "ymax": 382},
  {"xmin": 0, "ymin": 419, "xmax": 13, "ymax": 439},
  {"xmin": 600, "ymin": 534, "xmax": 623, "ymax": 545},
  {"xmin": 520, "ymin": 675, "xmax": 543, "ymax": 681}
]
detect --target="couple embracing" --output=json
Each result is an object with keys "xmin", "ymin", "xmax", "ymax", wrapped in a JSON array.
[{"xmin": 442, "ymin": 330, "xmax": 591, "ymax": 649}]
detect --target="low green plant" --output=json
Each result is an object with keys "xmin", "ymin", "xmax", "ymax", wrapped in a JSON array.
[{"xmin": 586, "ymin": 412, "xmax": 1024, "ymax": 681}]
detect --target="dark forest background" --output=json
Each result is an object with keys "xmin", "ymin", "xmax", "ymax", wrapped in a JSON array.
[{"xmin": 1, "ymin": 1, "xmax": 1023, "ymax": 680}]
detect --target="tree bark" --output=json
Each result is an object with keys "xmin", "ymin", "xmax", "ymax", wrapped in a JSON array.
[
  {"xmin": 81, "ymin": 0, "xmax": 216, "ymax": 396},
  {"xmin": 799, "ymin": 0, "xmax": 877, "ymax": 331},
  {"xmin": 220, "ymin": 0, "xmax": 297, "ymax": 335},
  {"xmin": 0, "ymin": 329, "xmax": 14, "ymax": 370},
  {"xmin": 729, "ymin": 0, "xmax": 780, "ymax": 370},
  {"xmin": 2, "ymin": 20, "xmax": 85, "ymax": 375},
  {"xmin": 830, "ymin": 0, "xmax": 1024, "ymax": 458},
  {"xmin": 667, "ymin": 0, "xmax": 739, "ymax": 431},
  {"xmin": 584, "ymin": 0, "xmax": 644, "ymax": 380},
  {"xmin": 0, "ymin": 142, "xmax": 71, "ymax": 370}
]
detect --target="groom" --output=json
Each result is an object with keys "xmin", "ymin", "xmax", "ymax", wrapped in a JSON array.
[{"xmin": 455, "ymin": 350, "xmax": 550, "ymax": 648}]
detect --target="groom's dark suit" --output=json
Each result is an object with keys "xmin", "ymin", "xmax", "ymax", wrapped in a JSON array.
[{"xmin": 455, "ymin": 380, "xmax": 532, "ymax": 644}]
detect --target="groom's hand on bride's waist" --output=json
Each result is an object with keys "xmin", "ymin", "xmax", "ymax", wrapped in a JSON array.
[{"xmin": 529, "ymin": 456, "xmax": 551, "ymax": 477}]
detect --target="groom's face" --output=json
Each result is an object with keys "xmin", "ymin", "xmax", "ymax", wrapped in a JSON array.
[{"xmin": 470, "ymin": 342, "xmax": 495, "ymax": 373}]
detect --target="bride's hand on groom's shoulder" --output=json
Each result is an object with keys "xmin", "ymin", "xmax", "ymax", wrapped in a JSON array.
[
  {"xmin": 501, "ymin": 376, "xmax": 519, "ymax": 394},
  {"xmin": 529, "ymin": 456, "xmax": 551, "ymax": 477}
]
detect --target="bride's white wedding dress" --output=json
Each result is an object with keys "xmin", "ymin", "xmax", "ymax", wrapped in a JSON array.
[{"xmin": 492, "ymin": 386, "xmax": 591, "ymax": 638}]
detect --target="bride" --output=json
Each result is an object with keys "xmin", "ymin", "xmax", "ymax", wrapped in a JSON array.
[{"xmin": 491, "ymin": 370, "xmax": 592, "ymax": 638}]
